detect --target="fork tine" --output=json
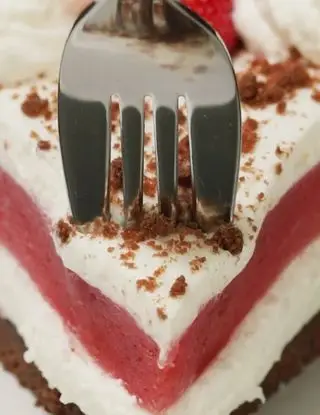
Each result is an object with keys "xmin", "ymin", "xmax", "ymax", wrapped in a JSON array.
[
  {"xmin": 188, "ymin": 101, "xmax": 241, "ymax": 231},
  {"xmin": 58, "ymin": 92, "xmax": 108, "ymax": 223},
  {"xmin": 120, "ymin": 102, "xmax": 144, "ymax": 223},
  {"xmin": 103, "ymin": 98, "xmax": 113, "ymax": 219},
  {"xmin": 154, "ymin": 101, "xmax": 178, "ymax": 218}
]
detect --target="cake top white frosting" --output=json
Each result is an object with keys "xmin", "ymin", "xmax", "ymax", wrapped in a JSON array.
[{"xmin": 1, "ymin": 0, "xmax": 320, "ymax": 360}]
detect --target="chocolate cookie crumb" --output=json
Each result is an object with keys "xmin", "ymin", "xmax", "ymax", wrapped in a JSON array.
[
  {"xmin": 37, "ymin": 140, "xmax": 51, "ymax": 151},
  {"xmin": 238, "ymin": 73, "xmax": 259, "ymax": 103},
  {"xmin": 189, "ymin": 256, "xmax": 206, "ymax": 272},
  {"xmin": 208, "ymin": 223, "xmax": 244, "ymax": 256},
  {"xmin": 146, "ymin": 157, "xmax": 157, "ymax": 173},
  {"xmin": 144, "ymin": 132, "xmax": 152, "ymax": 146},
  {"xmin": 30, "ymin": 130, "xmax": 40, "ymax": 140},
  {"xmin": 138, "ymin": 212, "xmax": 175, "ymax": 240},
  {"xmin": 110, "ymin": 157, "xmax": 123, "ymax": 192},
  {"xmin": 170, "ymin": 275, "xmax": 187, "ymax": 298},
  {"xmin": 99, "ymin": 219, "xmax": 119, "ymax": 239},
  {"xmin": 21, "ymin": 92, "xmax": 51, "ymax": 120},
  {"xmin": 111, "ymin": 101, "xmax": 120, "ymax": 121},
  {"xmin": 157, "ymin": 307, "xmax": 168, "ymax": 320},
  {"xmin": 242, "ymin": 117, "xmax": 259, "ymax": 153},
  {"xmin": 144, "ymin": 101, "xmax": 153, "ymax": 119},
  {"xmin": 178, "ymin": 107, "xmax": 187, "ymax": 125},
  {"xmin": 120, "ymin": 250, "xmax": 135, "ymax": 262},
  {"xmin": 275, "ymin": 145, "xmax": 286, "ymax": 158},
  {"xmin": 312, "ymin": 90, "xmax": 320, "ymax": 102},
  {"xmin": 56, "ymin": 219, "xmax": 73, "ymax": 244},
  {"xmin": 143, "ymin": 176, "xmax": 157, "ymax": 197},
  {"xmin": 178, "ymin": 136, "xmax": 191, "ymax": 187},
  {"xmin": 111, "ymin": 101, "xmax": 120, "ymax": 132},
  {"xmin": 276, "ymin": 100, "xmax": 287, "ymax": 115},
  {"xmin": 275, "ymin": 162, "xmax": 283, "ymax": 175},
  {"xmin": 153, "ymin": 265, "xmax": 166, "ymax": 278},
  {"xmin": 136, "ymin": 277, "xmax": 158, "ymax": 292},
  {"xmin": 239, "ymin": 55, "xmax": 313, "ymax": 109}
]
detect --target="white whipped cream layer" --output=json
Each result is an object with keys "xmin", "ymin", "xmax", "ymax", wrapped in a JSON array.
[
  {"xmin": 0, "ymin": 54, "xmax": 320, "ymax": 358},
  {"xmin": 233, "ymin": 0, "xmax": 320, "ymax": 64},
  {"xmin": 1, "ymin": 236, "xmax": 320, "ymax": 415},
  {"xmin": 0, "ymin": 0, "xmax": 78, "ymax": 85}
]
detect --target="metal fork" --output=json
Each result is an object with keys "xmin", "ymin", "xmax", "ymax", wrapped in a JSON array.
[{"xmin": 58, "ymin": 0, "xmax": 241, "ymax": 231}]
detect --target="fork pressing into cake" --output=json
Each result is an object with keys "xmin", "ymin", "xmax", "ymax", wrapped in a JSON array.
[{"xmin": 58, "ymin": 0, "xmax": 241, "ymax": 231}]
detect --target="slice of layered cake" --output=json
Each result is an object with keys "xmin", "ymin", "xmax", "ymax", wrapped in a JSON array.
[{"xmin": 1, "ymin": 1, "xmax": 320, "ymax": 415}]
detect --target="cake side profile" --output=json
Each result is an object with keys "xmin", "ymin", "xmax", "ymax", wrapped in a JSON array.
[
  {"xmin": 1, "ymin": 310, "xmax": 320, "ymax": 415},
  {"xmin": 1, "ymin": 1, "xmax": 320, "ymax": 415}
]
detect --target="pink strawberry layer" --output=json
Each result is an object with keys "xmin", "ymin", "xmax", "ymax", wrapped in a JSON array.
[{"xmin": 0, "ymin": 162, "xmax": 320, "ymax": 413}]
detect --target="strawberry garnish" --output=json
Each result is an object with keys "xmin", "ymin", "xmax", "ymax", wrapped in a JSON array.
[{"xmin": 182, "ymin": 0, "xmax": 238, "ymax": 51}]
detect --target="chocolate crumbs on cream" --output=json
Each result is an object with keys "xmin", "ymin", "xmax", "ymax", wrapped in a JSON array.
[{"xmin": 170, "ymin": 276, "xmax": 188, "ymax": 298}]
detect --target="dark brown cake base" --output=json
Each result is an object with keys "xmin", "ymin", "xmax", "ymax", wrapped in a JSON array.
[{"xmin": 0, "ymin": 313, "xmax": 320, "ymax": 415}]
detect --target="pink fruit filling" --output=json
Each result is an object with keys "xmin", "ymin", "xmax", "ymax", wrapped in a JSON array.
[{"xmin": 1, "ymin": 163, "xmax": 320, "ymax": 413}]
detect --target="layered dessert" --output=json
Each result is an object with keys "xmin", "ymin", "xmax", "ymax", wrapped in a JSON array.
[{"xmin": 1, "ymin": 1, "xmax": 320, "ymax": 415}]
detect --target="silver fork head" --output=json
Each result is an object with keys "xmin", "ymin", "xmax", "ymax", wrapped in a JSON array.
[{"xmin": 58, "ymin": 0, "xmax": 241, "ymax": 231}]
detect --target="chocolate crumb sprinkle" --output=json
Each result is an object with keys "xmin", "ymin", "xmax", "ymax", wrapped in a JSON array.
[
  {"xmin": 275, "ymin": 162, "xmax": 283, "ymax": 175},
  {"xmin": 21, "ymin": 92, "xmax": 51, "ymax": 120},
  {"xmin": 143, "ymin": 176, "xmax": 157, "ymax": 198},
  {"xmin": 238, "ymin": 73, "xmax": 259, "ymax": 103},
  {"xmin": 157, "ymin": 307, "xmax": 168, "ymax": 320},
  {"xmin": 238, "ymin": 55, "xmax": 313, "ymax": 109},
  {"xmin": 242, "ymin": 117, "xmax": 259, "ymax": 153},
  {"xmin": 189, "ymin": 256, "xmax": 206, "ymax": 272},
  {"xmin": 207, "ymin": 223, "xmax": 244, "ymax": 256},
  {"xmin": 276, "ymin": 100, "xmax": 287, "ymax": 115},
  {"xmin": 170, "ymin": 275, "xmax": 188, "ymax": 298},
  {"xmin": 56, "ymin": 219, "xmax": 73, "ymax": 244},
  {"xmin": 136, "ymin": 277, "xmax": 158, "ymax": 292},
  {"xmin": 37, "ymin": 140, "xmax": 51, "ymax": 151},
  {"xmin": 110, "ymin": 157, "xmax": 123, "ymax": 192},
  {"xmin": 312, "ymin": 90, "xmax": 320, "ymax": 102}
]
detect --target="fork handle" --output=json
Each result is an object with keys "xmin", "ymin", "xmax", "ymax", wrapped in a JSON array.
[
  {"xmin": 163, "ymin": 1, "xmax": 199, "ymax": 36},
  {"xmin": 74, "ymin": 1, "xmax": 197, "ymax": 39}
]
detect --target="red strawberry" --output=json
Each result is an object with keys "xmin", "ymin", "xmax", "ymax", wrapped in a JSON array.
[{"xmin": 181, "ymin": 0, "xmax": 238, "ymax": 51}]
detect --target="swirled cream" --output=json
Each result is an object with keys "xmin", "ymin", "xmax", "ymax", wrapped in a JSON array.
[
  {"xmin": 0, "ymin": 0, "xmax": 85, "ymax": 85},
  {"xmin": 233, "ymin": 0, "xmax": 320, "ymax": 64}
]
